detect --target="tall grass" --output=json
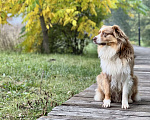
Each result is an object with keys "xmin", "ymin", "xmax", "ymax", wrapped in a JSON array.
[{"xmin": 0, "ymin": 24, "xmax": 23, "ymax": 51}]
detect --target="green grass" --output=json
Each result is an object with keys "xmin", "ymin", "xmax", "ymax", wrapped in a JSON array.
[{"xmin": 0, "ymin": 52, "xmax": 100, "ymax": 119}]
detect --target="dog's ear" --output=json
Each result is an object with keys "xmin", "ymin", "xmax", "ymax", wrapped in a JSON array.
[
  {"xmin": 112, "ymin": 25, "xmax": 128, "ymax": 42},
  {"xmin": 113, "ymin": 25, "xmax": 127, "ymax": 58},
  {"xmin": 119, "ymin": 42, "xmax": 125, "ymax": 53},
  {"xmin": 119, "ymin": 42, "xmax": 134, "ymax": 62},
  {"xmin": 112, "ymin": 25, "xmax": 133, "ymax": 61}
]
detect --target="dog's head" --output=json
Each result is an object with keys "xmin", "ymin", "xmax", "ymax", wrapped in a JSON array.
[
  {"xmin": 93, "ymin": 25, "xmax": 129, "ymax": 57},
  {"xmin": 93, "ymin": 25, "xmax": 128, "ymax": 46}
]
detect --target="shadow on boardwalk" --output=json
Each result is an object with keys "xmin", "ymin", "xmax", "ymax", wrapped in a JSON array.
[{"xmin": 38, "ymin": 46, "xmax": 150, "ymax": 120}]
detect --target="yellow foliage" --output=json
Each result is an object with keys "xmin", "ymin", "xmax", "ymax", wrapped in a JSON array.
[
  {"xmin": 89, "ymin": 3, "xmax": 97, "ymax": 16},
  {"xmin": 0, "ymin": 0, "xmax": 123, "ymax": 52},
  {"xmin": 39, "ymin": 0, "xmax": 43, "ymax": 7},
  {"xmin": 46, "ymin": 25, "xmax": 49, "ymax": 29},
  {"xmin": 34, "ymin": 4, "xmax": 40, "ymax": 14},
  {"xmin": 50, "ymin": 23, "xmax": 53, "ymax": 27},
  {"xmin": 128, "ymin": 12, "xmax": 134, "ymax": 18},
  {"xmin": 63, "ymin": 17, "xmax": 71, "ymax": 26},
  {"xmin": 72, "ymin": 20, "xmax": 77, "ymax": 26}
]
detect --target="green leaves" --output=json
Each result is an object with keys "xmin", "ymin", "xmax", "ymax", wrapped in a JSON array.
[{"xmin": 117, "ymin": 0, "xmax": 149, "ymax": 16}]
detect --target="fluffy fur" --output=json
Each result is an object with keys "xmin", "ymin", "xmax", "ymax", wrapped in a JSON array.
[{"xmin": 93, "ymin": 25, "xmax": 141, "ymax": 109}]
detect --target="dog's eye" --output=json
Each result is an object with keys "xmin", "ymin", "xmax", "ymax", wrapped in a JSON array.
[{"xmin": 103, "ymin": 32, "xmax": 107, "ymax": 37}]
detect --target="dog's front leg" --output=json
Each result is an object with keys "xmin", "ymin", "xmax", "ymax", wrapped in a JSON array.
[
  {"xmin": 122, "ymin": 77, "xmax": 133, "ymax": 109},
  {"xmin": 102, "ymin": 74, "xmax": 111, "ymax": 108},
  {"xmin": 122, "ymin": 82, "xmax": 129, "ymax": 109}
]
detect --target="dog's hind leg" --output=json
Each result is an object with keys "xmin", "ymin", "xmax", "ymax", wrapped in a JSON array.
[
  {"xmin": 128, "ymin": 94, "xmax": 133, "ymax": 103},
  {"xmin": 133, "ymin": 92, "xmax": 141, "ymax": 102},
  {"xmin": 94, "ymin": 88, "xmax": 104, "ymax": 101},
  {"xmin": 131, "ymin": 75, "xmax": 141, "ymax": 102}
]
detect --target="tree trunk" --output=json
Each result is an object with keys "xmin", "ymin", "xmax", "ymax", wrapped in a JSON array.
[
  {"xmin": 79, "ymin": 39, "xmax": 84, "ymax": 54},
  {"xmin": 73, "ymin": 29, "xmax": 79, "ymax": 54},
  {"xmin": 39, "ymin": 9, "xmax": 50, "ymax": 54}
]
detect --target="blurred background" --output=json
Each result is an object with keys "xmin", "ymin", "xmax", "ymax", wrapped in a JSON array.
[{"xmin": 0, "ymin": 0, "xmax": 149, "ymax": 56}]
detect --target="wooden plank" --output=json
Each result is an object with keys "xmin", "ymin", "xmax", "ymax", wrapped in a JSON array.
[
  {"xmin": 134, "ymin": 56, "xmax": 150, "ymax": 58},
  {"xmin": 38, "ymin": 115, "xmax": 103, "ymax": 120},
  {"xmin": 38, "ymin": 116, "xmax": 150, "ymax": 120},
  {"xmin": 134, "ymin": 69, "xmax": 150, "ymax": 72},
  {"xmin": 46, "ymin": 106, "xmax": 150, "ymax": 119},
  {"xmin": 134, "ymin": 65, "xmax": 150, "ymax": 69},
  {"xmin": 50, "ymin": 105, "xmax": 150, "ymax": 114},
  {"xmin": 135, "ymin": 71, "xmax": 150, "ymax": 74}
]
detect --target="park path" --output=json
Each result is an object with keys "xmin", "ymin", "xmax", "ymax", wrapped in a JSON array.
[{"xmin": 38, "ymin": 46, "xmax": 150, "ymax": 120}]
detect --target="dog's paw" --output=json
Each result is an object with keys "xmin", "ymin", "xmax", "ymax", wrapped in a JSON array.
[
  {"xmin": 134, "ymin": 93, "xmax": 141, "ymax": 102},
  {"xmin": 102, "ymin": 99, "xmax": 111, "ymax": 108},
  {"xmin": 122, "ymin": 100, "xmax": 129, "ymax": 109},
  {"xmin": 94, "ymin": 89, "xmax": 103, "ymax": 101},
  {"xmin": 128, "ymin": 98, "xmax": 133, "ymax": 103},
  {"xmin": 94, "ymin": 94, "xmax": 102, "ymax": 101}
]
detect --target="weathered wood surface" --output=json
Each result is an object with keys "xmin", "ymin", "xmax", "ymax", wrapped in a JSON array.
[{"xmin": 38, "ymin": 46, "xmax": 150, "ymax": 120}]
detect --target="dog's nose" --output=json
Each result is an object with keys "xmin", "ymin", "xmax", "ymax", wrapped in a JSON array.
[{"xmin": 93, "ymin": 36, "xmax": 97, "ymax": 43}]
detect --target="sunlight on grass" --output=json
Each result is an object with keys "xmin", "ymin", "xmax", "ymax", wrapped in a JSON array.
[{"xmin": 0, "ymin": 52, "xmax": 100, "ymax": 119}]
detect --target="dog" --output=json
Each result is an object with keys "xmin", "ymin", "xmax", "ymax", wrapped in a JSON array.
[{"xmin": 93, "ymin": 25, "xmax": 141, "ymax": 109}]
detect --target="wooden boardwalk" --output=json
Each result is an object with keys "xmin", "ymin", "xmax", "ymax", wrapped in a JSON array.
[{"xmin": 38, "ymin": 46, "xmax": 150, "ymax": 120}]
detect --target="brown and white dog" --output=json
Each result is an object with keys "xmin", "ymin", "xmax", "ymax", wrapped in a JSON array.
[{"xmin": 93, "ymin": 25, "xmax": 141, "ymax": 109}]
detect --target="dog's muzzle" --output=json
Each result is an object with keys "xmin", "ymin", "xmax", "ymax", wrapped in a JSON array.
[
  {"xmin": 92, "ymin": 36, "xmax": 97, "ymax": 44},
  {"xmin": 93, "ymin": 37, "xmax": 107, "ymax": 45}
]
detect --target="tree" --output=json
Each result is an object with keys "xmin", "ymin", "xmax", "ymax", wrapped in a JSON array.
[
  {"xmin": 119, "ymin": 0, "xmax": 150, "ymax": 46},
  {"xmin": 105, "ymin": 0, "xmax": 148, "ymax": 45},
  {"xmin": 48, "ymin": 2, "xmax": 108, "ymax": 54},
  {"xmin": 137, "ymin": 0, "xmax": 150, "ymax": 46}
]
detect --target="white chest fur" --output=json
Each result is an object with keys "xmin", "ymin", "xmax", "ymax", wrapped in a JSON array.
[
  {"xmin": 100, "ymin": 58, "xmax": 130, "ymax": 76},
  {"xmin": 98, "ymin": 46, "xmax": 130, "ymax": 76}
]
